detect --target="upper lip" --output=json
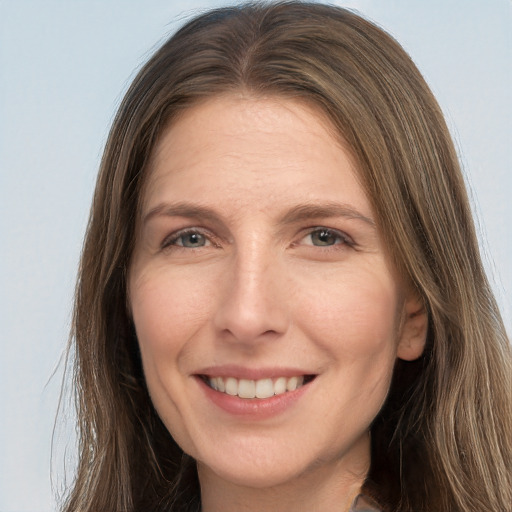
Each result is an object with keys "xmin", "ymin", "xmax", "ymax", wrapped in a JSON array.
[{"xmin": 194, "ymin": 365, "xmax": 317, "ymax": 380}]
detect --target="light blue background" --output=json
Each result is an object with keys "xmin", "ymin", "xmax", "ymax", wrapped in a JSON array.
[{"xmin": 1, "ymin": 1, "xmax": 510, "ymax": 510}]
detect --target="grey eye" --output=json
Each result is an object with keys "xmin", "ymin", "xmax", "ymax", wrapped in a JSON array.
[
  {"xmin": 309, "ymin": 229, "xmax": 340, "ymax": 246},
  {"xmin": 177, "ymin": 232, "xmax": 207, "ymax": 248}
]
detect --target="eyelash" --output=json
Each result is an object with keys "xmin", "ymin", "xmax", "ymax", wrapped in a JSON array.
[
  {"xmin": 161, "ymin": 228, "xmax": 217, "ymax": 250},
  {"xmin": 298, "ymin": 227, "xmax": 355, "ymax": 249},
  {"xmin": 161, "ymin": 226, "xmax": 355, "ymax": 252}
]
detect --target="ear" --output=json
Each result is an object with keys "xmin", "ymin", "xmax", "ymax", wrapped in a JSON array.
[{"xmin": 396, "ymin": 294, "xmax": 428, "ymax": 361}]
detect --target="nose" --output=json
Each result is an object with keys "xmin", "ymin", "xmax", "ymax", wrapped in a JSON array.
[{"xmin": 213, "ymin": 246, "xmax": 290, "ymax": 346}]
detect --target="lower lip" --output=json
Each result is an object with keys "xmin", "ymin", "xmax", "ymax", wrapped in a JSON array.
[{"xmin": 196, "ymin": 377, "xmax": 312, "ymax": 420}]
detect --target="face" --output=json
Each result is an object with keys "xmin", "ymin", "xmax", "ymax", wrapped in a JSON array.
[{"xmin": 129, "ymin": 95, "xmax": 425, "ymax": 492}]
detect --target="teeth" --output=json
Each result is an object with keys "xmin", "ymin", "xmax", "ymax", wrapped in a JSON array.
[
  {"xmin": 225, "ymin": 377, "xmax": 238, "ymax": 396},
  {"xmin": 206, "ymin": 375, "xmax": 306, "ymax": 399},
  {"xmin": 238, "ymin": 379, "xmax": 256, "ymax": 398},
  {"xmin": 286, "ymin": 376, "xmax": 299, "ymax": 391},
  {"xmin": 216, "ymin": 377, "xmax": 225, "ymax": 392},
  {"xmin": 274, "ymin": 377, "xmax": 287, "ymax": 395},
  {"xmin": 255, "ymin": 378, "xmax": 274, "ymax": 398}
]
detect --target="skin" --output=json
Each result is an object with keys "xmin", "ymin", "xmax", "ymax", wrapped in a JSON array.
[{"xmin": 129, "ymin": 95, "xmax": 427, "ymax": 512}]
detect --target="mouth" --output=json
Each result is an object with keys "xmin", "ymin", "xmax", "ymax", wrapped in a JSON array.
[{"xmin": 199, "ymin": 374, "xmax": 316, "ymax": 399}]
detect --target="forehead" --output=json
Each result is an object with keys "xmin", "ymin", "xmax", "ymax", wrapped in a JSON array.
[{"xmin": 141, "ymin": 94, "xmax": 372, "ymax": 221}]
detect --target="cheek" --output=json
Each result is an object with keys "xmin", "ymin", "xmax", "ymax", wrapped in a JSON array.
[
  {"xmin": 129, "ymin": 267, "xmax": 216, "ymax": 374},
  {"xmin": 129, "ymin": 269, "xmax": 215, "ymax": 443},
  {"xmin": 295, "ymin": 265, "xmax": 402, "ymax": 358}
]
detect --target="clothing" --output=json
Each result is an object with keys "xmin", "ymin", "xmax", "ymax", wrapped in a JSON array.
[{"xmin": 349, "ymin": 494, "xmax": 383, "ymax": 512}]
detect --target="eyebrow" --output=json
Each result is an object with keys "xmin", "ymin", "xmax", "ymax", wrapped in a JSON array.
[
  {"xmin": 143, "ymin": 201, "xmax": 375, "ymax": 228},
  {"xmin": 143, "ymin": 202, "xmax": 224, "ymax": 225},
  {"xmin": 280, "ymin": 203, "xmax": 376, "ymax": 228}
]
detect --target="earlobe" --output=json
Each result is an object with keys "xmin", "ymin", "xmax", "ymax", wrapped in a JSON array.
[{"xmin": 397, "ymin": 296, "xmax": 428, "ymax": 361}]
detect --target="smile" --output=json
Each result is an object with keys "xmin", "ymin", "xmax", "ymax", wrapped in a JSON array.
[{"xmin": 203, "ymin": 375, "xmax": 315, "ymax": 399}]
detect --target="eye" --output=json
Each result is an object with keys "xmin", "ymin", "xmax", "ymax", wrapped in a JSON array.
[
  {"xmin": 162, "ymin": 229, "xmax": 212, "ymax": 249},
  {"xmin": 305, "ymin": 228, "xmax": 352, "ymax": 247},
  {"xmin": 309, "ymin": 228, "xmax": 338, "ymax": 246},
  {"xmin": 177, "ymin": 232, "xmax": 208, "ymax": 248}
]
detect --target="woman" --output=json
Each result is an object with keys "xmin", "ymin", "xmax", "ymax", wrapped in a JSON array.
[{"xmin": 63, "ymin": 2, "xmax": 512, "ymax": 511}]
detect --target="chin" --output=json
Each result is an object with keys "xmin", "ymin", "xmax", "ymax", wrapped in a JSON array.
[
  {"xmin": 193, "ymin": 432, "xmax": 365, "ymax": 492},
  {"xmin": 192, "ymin": 436, "xmax": 316, "ymax": 489},
  {"xmin": 197, "ymin": 457, "xmax": 309, "ymax": 490}
]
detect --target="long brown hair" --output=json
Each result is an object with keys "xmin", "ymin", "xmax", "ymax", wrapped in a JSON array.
[{"xmin": 62, "ymin": 3, "xmax": 512, "ymax": 511}]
